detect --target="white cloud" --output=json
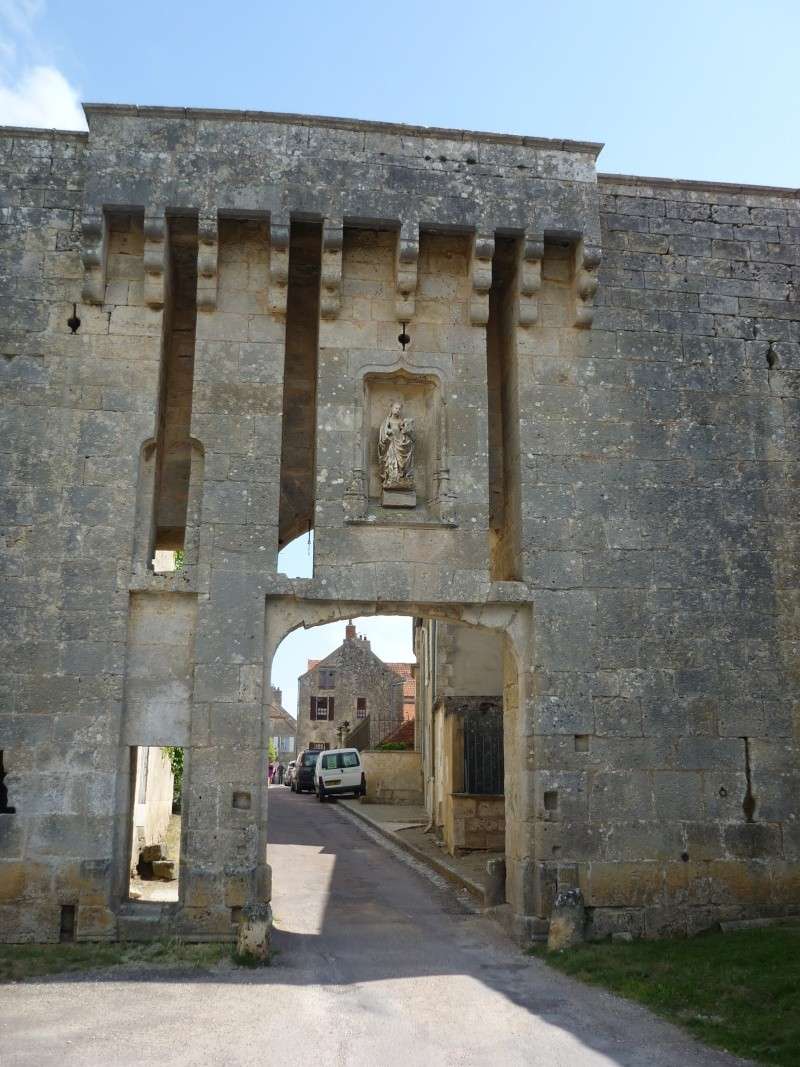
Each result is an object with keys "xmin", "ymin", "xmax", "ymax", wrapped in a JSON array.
[{"xmin": 0, "ymin": 63, "xmax": 84, "ymax": 129}]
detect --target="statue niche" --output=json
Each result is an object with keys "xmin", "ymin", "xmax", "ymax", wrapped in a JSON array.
[{"xmin": 378, "ymin": 400, "xmax": 415, "ymax": 507}]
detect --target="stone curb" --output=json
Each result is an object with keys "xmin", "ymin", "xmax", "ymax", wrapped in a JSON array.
[{"xmin": 337, "ymin": 800, "xmax": 487, "ymax": 905}]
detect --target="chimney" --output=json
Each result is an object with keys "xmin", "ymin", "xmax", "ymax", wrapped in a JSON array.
[{"xmin": 345, "ymin": 621, "xmax": 356, "ymax": 641}]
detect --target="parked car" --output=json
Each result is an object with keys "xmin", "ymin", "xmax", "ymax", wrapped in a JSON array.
[
  {"xmin": 292, "ymin": 749, "xmax": 322, "ymax": 793},
  {"xmin": 284, "ymin": 760, "xmax": 296, "ymax": 787},
  {"xmin": 313, "ymin": 748, "xmax": 366, "ymax": 802}
]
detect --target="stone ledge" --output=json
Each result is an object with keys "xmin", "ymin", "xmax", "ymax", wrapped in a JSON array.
[
  {"xmin": 82, "ymin": 102, "xmax": 604, "ymax": 157},
  {"xmin": 599, "ymin": 171, "xmax": 800, "ymax": 199}
]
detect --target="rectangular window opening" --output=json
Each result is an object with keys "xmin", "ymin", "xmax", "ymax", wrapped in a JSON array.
[
  {"xmin": 487, "ymin": 235, "xmax": 522, "ymax": 581},
  {"xmin": 0, "ymin": 750, "xmax": 15, "ymax": 814},
  {"xmin": 356, "ymin": 697, "xmax": 367, "ymax": 720},
  {"xmin": 278, "ymin": 220, "xmax": 322, "ymax": 565},
  {"xmin": 59, "ymin": 904, "xmax": 76, "ymax": 943},
  {"xmin": 152, "ymin": 216, "xmax": 199, "ymax": 560},
  {"xmin": 128, "ymin": 746, "xmax": 182, "ymax": 904}
]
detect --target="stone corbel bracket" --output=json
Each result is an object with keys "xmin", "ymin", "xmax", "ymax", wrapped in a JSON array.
[
  {"xmin": 320, "ymin": 220, "xmax": 343, "ymax": 320},
  {"xmin": 395, "ymin": 223, "xmax": 419, "ymax": 322},
  {"xmin": 573, "ymin": 239, "xmax": 601, "ymax": 328},
  {"xmin": 518, "ymin": 234, "xmax": 544, "ymax": 326},
  {"xmin": 469, "ymin": 232, "xmax": 495, "ymax": 326},
  {"xmin": 143, "ymin": 211, "xmax": 168, "ymax": 309},
  {"xmin": 80, "ymin": 211, "xmax": 107, "ymax": 305},
  {"xmin": 196, "ymin": 214, "xmax": 219, "ymax": 312},
  {"xmin": 269, "ymin": 217, "xmax": 290, "ymax": 319}
]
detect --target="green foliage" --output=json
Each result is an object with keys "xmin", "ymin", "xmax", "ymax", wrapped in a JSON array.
[
  {"xmin": 174, "ymin": 549, "xmax": 185, "ymax": 570},
  {"xmin": 530, "ymin": 926, "xmax": 800, "ymax": 1066},
  {"xmin": 377, "ymin": 741, "xmax": 411, "ymax": 751},
  {"xmin": 268, "ymin": 739, "xmax": 278, "ymax": 764},
  {"xmin": 162, "ymin": 746, "xmax": 184, "ymax": 804}
]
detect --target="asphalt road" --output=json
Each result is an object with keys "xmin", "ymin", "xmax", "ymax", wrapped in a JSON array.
[{"xmin": 2, "ymin": 785, "xmax": 748, "ymax": 1067}]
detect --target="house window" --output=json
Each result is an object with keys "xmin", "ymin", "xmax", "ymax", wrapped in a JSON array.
[
  {"xmin": 356, "ymin": 697, "xmax": 367, "ymax": 720},
  {"xmin": 318, "ymin": 668, "xmax": 336, "ymax": 689},
  {"xmin": 311, "ymin": 696, "xmax": 334, "ymax": 721},
  {"xmin": 309, "ymin": 741, "xmax": 329, "ymax": 751}
]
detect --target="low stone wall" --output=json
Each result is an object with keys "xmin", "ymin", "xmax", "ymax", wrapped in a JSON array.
[
  {"xmin": 361, "ymin": 750, "xmax": 423, "ymax": 805},
  {"xmin": 444, "ymin": 794, "xmax": 505, "ymax": 856}
]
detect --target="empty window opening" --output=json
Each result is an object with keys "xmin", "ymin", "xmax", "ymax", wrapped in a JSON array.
[
  {"xmin": 278, "ymin": 220, "xmax": 322, "ymax": 559},
  {"xmin": 487, "ymin": 235, "xmax": 522, "ymax": 581},
  {"xmin": 128, "ymin": 746, "xmax": 182, "ymax": 904},
  {"xmin": 0, "ymin": 750, "xmax": 15, "ymax": 813},
  {"xmin": 152, "ymin": 216, "xmax": 199, "ymax": 559},
  {"xmin": 356, "ymin": 697, "xmax": 367, "ymax": 720},
  {"xmin": 59, "ymin": 904, "xmax": 76, "ymax": 943},
  {"xmin": 152, "ymin": 549, "xmax": 186, "ymax": 574},
  {"xmin": 544, "ymin": 789, "xmax": 559, "ymax": 813},
  {"xmin": 277, "ymin": 530, "xmax": 314, "ymax": 578}
]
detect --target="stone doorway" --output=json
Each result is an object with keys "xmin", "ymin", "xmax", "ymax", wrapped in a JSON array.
[{"xmin": 265, "ymin": 598, "xmax": 533, "ymax": 935}]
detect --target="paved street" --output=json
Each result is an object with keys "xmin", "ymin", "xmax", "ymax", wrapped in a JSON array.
[{"xmin": 2, "ymin": 786, "xmax": 747, "ymax": 1067}]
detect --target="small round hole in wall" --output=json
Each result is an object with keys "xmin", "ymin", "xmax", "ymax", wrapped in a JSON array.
[
  {"xmin": 719, "ymin": 786, "xmax": 728, "ymax": 798},
  {"xmin": 680, "ymin": 851, "xmax": 690, "ymax": 863}
]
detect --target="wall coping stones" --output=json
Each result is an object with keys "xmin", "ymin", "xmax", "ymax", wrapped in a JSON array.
[
  {"xmin": 81, "ymin": 103, "xmax": 604, "ymax": 157},
  {"xmin": 0, "ymin": 125, "xmax": 87, "ymax": 141},
  {"xmin": 599, "ymin": 171, "xmax": 800, "ymax": 200}
]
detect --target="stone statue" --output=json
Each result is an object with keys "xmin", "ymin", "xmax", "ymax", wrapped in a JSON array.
[{"xmin": 378, "ymin": 400, "xmax": 415, "ymax": 491}]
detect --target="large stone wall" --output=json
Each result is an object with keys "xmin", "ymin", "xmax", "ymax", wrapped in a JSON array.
[{"xmin": 0, "ymin": 106, "xmax": 797, "ymax": 943}]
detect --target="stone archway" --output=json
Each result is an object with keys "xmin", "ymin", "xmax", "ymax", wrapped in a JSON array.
[{"xmin": 264, "ymin": 596, "xmax": 535, "ymax": 933}]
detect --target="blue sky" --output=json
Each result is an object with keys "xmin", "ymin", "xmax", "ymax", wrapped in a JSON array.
[
  {"xmin": 1, "ymin": 0, "xmax": 797, "ymax": 714},
  {"xmin": 0, "ymin": 0, "xmax": 798, "ymax": 186},
  {"xmin": 274, "ymin": 536, "xmax": 413, "ymax": 723}
]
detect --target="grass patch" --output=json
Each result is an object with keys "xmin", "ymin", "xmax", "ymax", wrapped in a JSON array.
[
  {"xmin": 0, "ymin": 939, "xmax": 231, "ymax": 983},
  {"xmin": 530, "ymin": 925, "xmax": 800, "ymax": 1066}
]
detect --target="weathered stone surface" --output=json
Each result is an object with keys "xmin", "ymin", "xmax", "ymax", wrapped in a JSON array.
[
  {"xmin": 0, "ymin": 107, "xmax": 797, "ymax": 945},
  {"xmin": 547, "ymin": 887, "xmax": 586, "ymax": 950}
]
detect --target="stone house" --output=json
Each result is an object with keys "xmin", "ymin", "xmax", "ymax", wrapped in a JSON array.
[
  {"xmin": 0, "ymin": 101, "xmax": 798, "ymax": 945},
  {"xmin": 296, "ymin": 624, "xmax": 406, "ymax": 752},
  {"xmin": 268, "ymin": 687, "xmax": 297, "ymax": 763},
  {"xmin": 415, "ymin": 619, "xmax": 506, "ymax": 856}
]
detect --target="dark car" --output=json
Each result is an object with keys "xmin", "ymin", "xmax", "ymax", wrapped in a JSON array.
[{"xmin": 292, "ymin": 749, "xmax": 322, "ymax": 793}]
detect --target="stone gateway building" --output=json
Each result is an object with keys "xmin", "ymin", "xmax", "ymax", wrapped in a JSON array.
[
  {"xmin": 1, "ymin": 101, "xmax": 799, "ymax": 945},
  {"xmin": 296, "ymin": 623, "xmax": 405, "ymax": 753}
]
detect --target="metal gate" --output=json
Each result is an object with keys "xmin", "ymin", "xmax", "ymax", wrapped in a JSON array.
[{"xmin": 463, "ymin": 702, "xmax": 504, "ymax": 794}]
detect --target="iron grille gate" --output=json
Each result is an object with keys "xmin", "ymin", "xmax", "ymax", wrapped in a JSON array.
[{"xmin": 463, "ymin": 702, "xmax": 504, "ymax": 794}]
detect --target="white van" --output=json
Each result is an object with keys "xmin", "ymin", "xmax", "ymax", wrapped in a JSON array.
[{"xmin": 314, "ymin": 748, "xmax": 366, "ymax": 801}]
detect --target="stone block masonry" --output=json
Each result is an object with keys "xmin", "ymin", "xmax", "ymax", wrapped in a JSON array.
[{"xmin": 0, "ymin": 105, "xmax": 797, "ymax": 943}]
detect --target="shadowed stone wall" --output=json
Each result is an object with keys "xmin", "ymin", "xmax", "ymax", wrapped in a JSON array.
[{"xmin": 0, "ymin": 107, "xmax": 797, "ymax": 943}]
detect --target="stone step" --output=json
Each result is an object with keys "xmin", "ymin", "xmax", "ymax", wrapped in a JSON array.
[{"xmin": 117, "ymin": 901, "xmax": 168, "ymax": 941}]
